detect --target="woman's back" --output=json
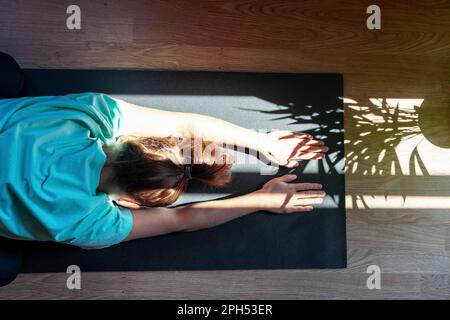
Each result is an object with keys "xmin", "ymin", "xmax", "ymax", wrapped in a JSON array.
[{"xmin": 0, "ymin": 93, "xmax": 132, "ymax": 249}]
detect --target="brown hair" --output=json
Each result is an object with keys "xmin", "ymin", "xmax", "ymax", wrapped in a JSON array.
[{"xmin": 103, "ymin": 135, "xmax": 233, "ymax": 207}]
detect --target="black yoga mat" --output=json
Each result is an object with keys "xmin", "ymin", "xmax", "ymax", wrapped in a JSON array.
[{"xmin": 12, "ymin": 69, "xmax": 346, "ymax": 272}]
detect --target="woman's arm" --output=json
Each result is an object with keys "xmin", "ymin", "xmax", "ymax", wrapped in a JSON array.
[
  {"xmin": 124, "ymin": 192, "xmax": 261, "ymax": 241},
  {"xmin": 115, "ymin": 99, "xmax": 187, "ymax": 138},
  {"xmin": 116, "ymin": 98, "xmax": 263, "ymax": 148},
  {"xmin": 123, "ymin": 174, "xmax": 325, "ymax": 242},
  {"xmin": 115, "ymin": 99, "xmax": 328, "ymax": 168}
]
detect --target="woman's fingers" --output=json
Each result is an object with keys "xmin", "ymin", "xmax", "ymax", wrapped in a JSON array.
[
  {"xmin": 294, "ymin": 152, "xmax": 326, "ymax": 160},
  {"xmin": 294, "ymin": 145, "xmax": 329, "ymax": 154},
  {"xmin": 296, "ymin": 190, "xmax": 326, "ymax": 198},
  {"xmin": 305, "ymin": 139, "xmax": 325, "ymax": 146},
  {"xmin": 293, "ymin": 139, "xmax": 326, "ymax": 148},
  {"xmin": 282, "ymin": 197, "xmax": 323, "ymax": 213},
  {"xmin": 282, "ymin": 187, "xmax": 326, "ymax": 213},
  {"xmin": 285, "ymin": 151, "xmax": 326, "ymax": 166},
  {"xmin": 292, "ymin": 182, "xmax": 323, "ymax": 191},
  {"xmin": 271, "ymin": 130, "xmax": 325, "ymax": 148}
]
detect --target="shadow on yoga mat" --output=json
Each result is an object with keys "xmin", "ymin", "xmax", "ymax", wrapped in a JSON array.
[{"xmin": 15, "ymin": 70, "xmax": 346, "ymax": 272}]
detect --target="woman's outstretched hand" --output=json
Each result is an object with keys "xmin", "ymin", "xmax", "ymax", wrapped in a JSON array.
[
  {"xmin": 261, "ymin": 130, "xmax": 328, "ymax": 168},
  {"xmin": 253, "ymin": 174, "xmax": 325, "ymax": 213}
]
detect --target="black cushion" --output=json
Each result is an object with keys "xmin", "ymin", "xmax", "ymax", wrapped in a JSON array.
[
  {"xmin": 0, "ymin": 52, "xmax": 24, "ymax": 99},
  {"xmin": 0, "ymin": 52, "xmax": 24, "ymax": 286},
  {"xmin": 0, "ymin": 238, "xmax": 22, "ymax": 287}
]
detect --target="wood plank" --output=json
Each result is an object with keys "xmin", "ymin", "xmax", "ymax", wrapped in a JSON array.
[{"xmin": 0, "ymin": 271, "xmax": 422, "ymax": 300}]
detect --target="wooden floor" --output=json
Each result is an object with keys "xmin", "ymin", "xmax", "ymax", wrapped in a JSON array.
[{"xmin": 0, "ymin": 0, "xmax": 449, "ymax": 299}]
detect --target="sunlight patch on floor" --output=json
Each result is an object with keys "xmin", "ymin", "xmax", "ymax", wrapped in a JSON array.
[{"xmin": 346, "ymin": 195, "xmax": 450, "ymax": 209}]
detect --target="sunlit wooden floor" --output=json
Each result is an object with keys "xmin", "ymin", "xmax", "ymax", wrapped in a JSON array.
[{"xmin": 0, "ymin": 0, "xmax": 449, "ymax": 299}]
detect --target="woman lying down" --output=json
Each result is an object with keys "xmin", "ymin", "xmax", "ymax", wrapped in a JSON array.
[{"xmin": 0, "ymin": 93, "xmax": 328, "ymax": 249}]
